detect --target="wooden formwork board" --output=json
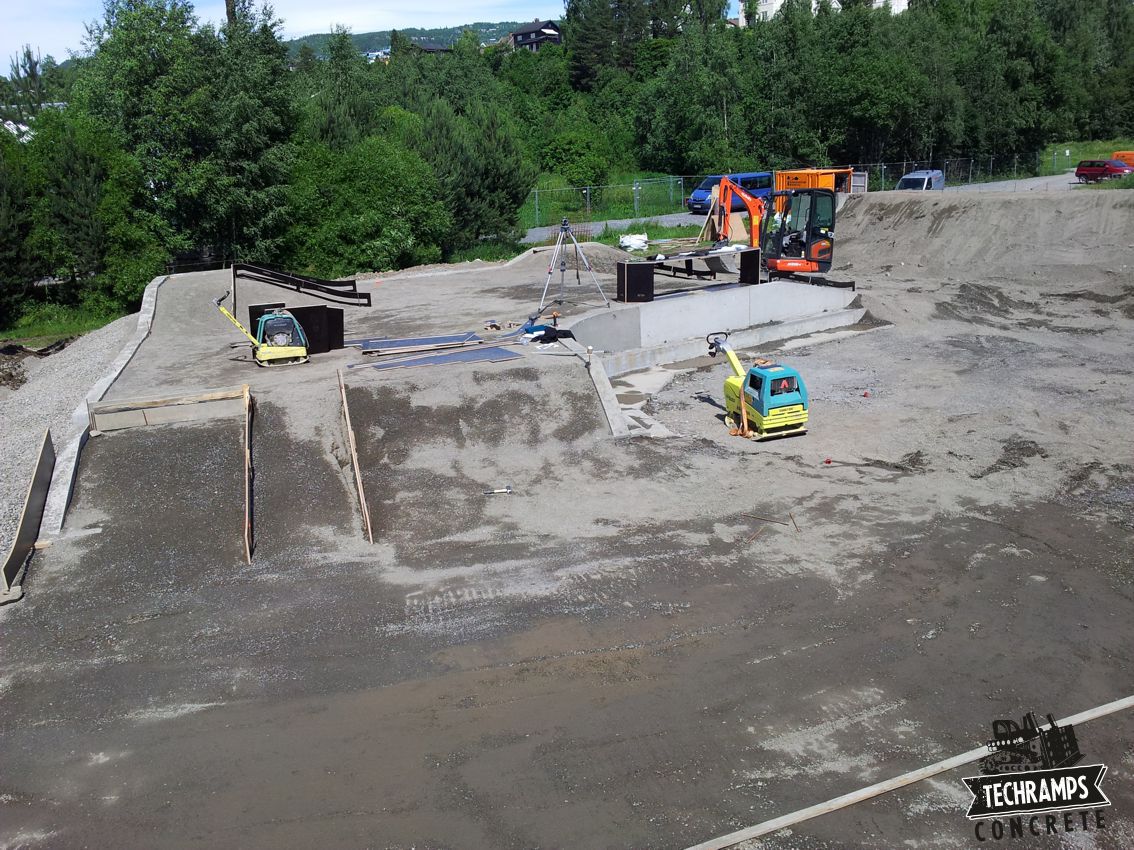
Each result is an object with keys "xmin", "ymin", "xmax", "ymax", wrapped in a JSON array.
[
  {"xmin": 2, "ymin": 430, "xmax": 56, "ymax": 601},
  {"xmin": 338, "ymin": 370, "xmax": 373, "ymax": 544},
  {"xmin": 88, "ymin": 387, "xmax": 248, "ymax": 432},
  {"xmin": 243, "ymin": 386, "xmax": 253, "ymax": 564}
]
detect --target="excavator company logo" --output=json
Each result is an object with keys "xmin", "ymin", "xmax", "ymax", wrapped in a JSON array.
[{"xmin": 961, "ymin": 712, "xmax": 1110, "ymax": 842}]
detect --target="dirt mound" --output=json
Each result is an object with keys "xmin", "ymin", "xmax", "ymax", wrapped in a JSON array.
[
  {"xmin": 507, "ymin": 241, "xmax": 633, "ymax": 276},
  {"xmin": 837, "ymin": 191, "xmax": 1134, "ymax": 278}
]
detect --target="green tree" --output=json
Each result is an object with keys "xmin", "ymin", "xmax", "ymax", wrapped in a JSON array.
[
  {"xmin": 6, "ymin": 47, "xmax": 49, "ymax": 123},
  {"xmin": 284, "ymin": 137, "xmax": 449, "ymax": 275},
  {"xmin": 565, "ymin": 0, "xmax": 616, "ymax": 89},
  {"xmin": 24, "ymin": 110, "xmax": 167, "ymax": 308},
  {"xmin": 0, "ymin": 133, "xmax": 32, "ymax": 325},
  {"xmin": 207, "ymin": 1, "xmax": 297, "ymax": 261},
  {"xmin": 73, "ymin": 0, "xmax": 215, "ymax": 249},
  {"xmin": 294, "ymin": 42, "xmax": 319, "ymax": 76},
  {"xmin": 304, "ymin": 26, "xmax": 381, "ymax": 148},
  {"xmin": 417, "ymin": 99, "xmax": 535, "ymax": 254}
]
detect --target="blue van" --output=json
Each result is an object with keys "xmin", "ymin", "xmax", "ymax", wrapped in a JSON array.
[
  {"xmin": 896, "ymin": 169, "xmax": 945, "ymax": 190},
  {"xmin": 687, "ymin": 171, "xmax": 773, "ymax": 213}
]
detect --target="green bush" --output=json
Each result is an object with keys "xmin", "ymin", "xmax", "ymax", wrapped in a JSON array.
[{"xmin": 284, "ymin": 137, "xmax": 450, "ymax": 276}]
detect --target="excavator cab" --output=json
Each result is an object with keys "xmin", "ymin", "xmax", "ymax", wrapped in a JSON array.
[{"xmin": 761, "ymin": 189, "xmax": 836, "ymax": 276}]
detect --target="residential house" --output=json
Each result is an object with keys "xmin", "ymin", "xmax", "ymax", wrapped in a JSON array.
[{"xmin": 509, "ymin": 20, "xmax": 562, "ymax": 52}]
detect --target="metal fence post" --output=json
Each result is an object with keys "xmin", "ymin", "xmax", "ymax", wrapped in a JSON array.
[
  {"xmin": 534, "ymin": 188, "xmax": 540, "ymax": 228},
  {"xmin": 969, "ymin": 160, "xmax": 973, "ymax": 184},
  {"xmin": 1013, "ymin": 154, "xmax": 1018, "ymax": 181},
  {"xmin": 585, "ymin": 187, "xmax": 591, "ymax": 219},
  {"xmin": 633, "ymin": 181, "xmax": 640, "ymax": 217}
]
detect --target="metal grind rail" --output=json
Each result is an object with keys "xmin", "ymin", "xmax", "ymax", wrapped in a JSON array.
[{"xmin": 233, "ymin": 262, "xmax": 372, "ymax": 306}]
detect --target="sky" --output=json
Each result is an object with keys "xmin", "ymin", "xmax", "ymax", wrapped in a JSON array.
[{"xmin": 2, "ymin": 0, "xmax": 568, "ymax": 66}]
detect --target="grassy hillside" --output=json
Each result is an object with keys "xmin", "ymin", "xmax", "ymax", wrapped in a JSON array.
[{"xmin": 285, "ymin": 22, "xmax": 524, "ymax": 56}]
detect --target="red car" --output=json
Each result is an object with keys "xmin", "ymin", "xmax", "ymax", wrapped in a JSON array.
[{"xmin": 1075, "ymin": 159, "xmax": 1133, "ymax": 182}]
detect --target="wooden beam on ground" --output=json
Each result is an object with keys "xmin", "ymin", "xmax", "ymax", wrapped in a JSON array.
[
  {"xmin": 362, "ymin": 339, "xmax": 484, "ymax": 357},
  {"xmin": 242, "ymin": 385, "xmax": 253, "ymax": 564},
  {"xmin": 338, "ymin": 370, "xmax": 373, "ymax": 544},
  {"xmin": 1, "ymin": 430, "xmax": 56, "ymax": 603}
]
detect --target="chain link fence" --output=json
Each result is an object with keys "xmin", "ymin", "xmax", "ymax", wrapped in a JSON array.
[
  {"xmin": 519, "ymin": 176, "xmax": 703, "ymax": 231},
  {"xmin": 844, "ymin": 153, "xmax": 1060, "ymax": 191},
  {"xmin": 519, "ymin": 153, "xmax": 1075, "ymax": 233}
]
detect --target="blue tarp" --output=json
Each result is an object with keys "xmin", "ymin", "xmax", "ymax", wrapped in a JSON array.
[
  {"xmin": 349, "ymin": 345, "xmax": 523, "ymax": 371},
  {"xmin": 345, "ymin": 332, "xmax": 480, "ymax": 350}
]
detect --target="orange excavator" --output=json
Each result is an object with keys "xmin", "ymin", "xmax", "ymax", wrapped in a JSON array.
[{"xmin": 707, "ymin": 176, "xmax": 839, "ymax": 278}]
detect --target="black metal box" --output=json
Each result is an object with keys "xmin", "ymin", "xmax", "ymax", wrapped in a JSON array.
[{"xmin": 616, "ymin": 261, "xmax": 654, "ymax": 303}]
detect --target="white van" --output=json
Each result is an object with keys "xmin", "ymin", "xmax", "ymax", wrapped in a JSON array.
[{"xmin": 896, "ymin": 169, "xmax": 945, "ymax": 190}]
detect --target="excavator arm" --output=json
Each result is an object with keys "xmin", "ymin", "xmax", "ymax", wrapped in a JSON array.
[{"xmin": 715, "ymin": 177, "xmax": 766, "ymax": 248}]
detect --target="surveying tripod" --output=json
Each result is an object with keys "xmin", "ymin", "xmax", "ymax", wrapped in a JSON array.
[{"xmin": 537, "ymin": 218, "xmax": 611, "ymax": 313}]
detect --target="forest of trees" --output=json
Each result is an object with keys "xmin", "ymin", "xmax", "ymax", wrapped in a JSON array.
[{"xmin": 1, "ymin": 0, "xmax": 1131, "ymax": 331}]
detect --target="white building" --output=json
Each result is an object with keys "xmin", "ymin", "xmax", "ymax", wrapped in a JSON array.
[{"xmin": 752, "ymin": 0, "xmax": 907, "ymax": 22}]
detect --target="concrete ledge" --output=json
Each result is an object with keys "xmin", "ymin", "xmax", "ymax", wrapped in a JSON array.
[
  {"xmin": 584, "ymin": 355, "xmax": 631, "ymax": 438},
  {"xmin": 42, "ymin": 274, "xmax": 169, "ymax": 535},
  {"xmin": 603, "ymin": 307, "xmax": 867, "ymax": 377},
  {"xmin": 565, "ymin": 280, "xmax": 859, "ymax": 354}
]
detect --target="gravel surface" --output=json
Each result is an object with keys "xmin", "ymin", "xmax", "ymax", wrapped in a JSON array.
[{"xmin": 0, "ymin": 314, "xmax": 137, "ymax": 547}]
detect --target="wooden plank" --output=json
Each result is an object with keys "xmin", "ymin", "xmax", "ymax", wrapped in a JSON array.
[
  {"xmin": 242, "ymin": 386, "xmax": 252, "ymax": 565},
  {"xmin": 364, "ymin": 347, "xmax": 522, "ymax": 372},
  {"xmin": 89, "ymin": 386, "xmax": 247, "ymax": 416},
  {"xmin": 338, "ymin": 370, "xmax": 374, "ymax": 544},
  {"xmin": 361, "ymin": 339, "xmax": 483, "ymax": 357},
  {"xmin": 2, "ymin": 430, "xmax": 56, "ymax": 600}
]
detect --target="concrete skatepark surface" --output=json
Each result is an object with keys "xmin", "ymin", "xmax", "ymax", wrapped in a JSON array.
[{"xmin": 1, "ymin": 191, "xmax": 1133, "ymax": 849}]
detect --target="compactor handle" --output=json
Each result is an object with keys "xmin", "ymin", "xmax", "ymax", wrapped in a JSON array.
[{"xmin": 706, "ymin": 331, "xmax": 729, "ymax": 357}]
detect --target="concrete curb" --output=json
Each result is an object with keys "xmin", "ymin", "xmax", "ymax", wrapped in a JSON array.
[
  {"xmin": 557, "ymin": 338, "xmax": 630, "ymax": 438},
  {"xmin": 41, "ymin": 274, "xmax": 170, "ymax": 535},
  {"xmin": 585, "ymin": 354, "xmax": 631, "ymax": 439}
]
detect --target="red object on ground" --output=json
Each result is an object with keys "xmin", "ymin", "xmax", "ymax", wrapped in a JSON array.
[
  {"xmin": 863, "ymin": 391, "xmax": 870, "ymax": 397},
  {"xmin": 824, "ymin": 458, "xmax": 832, "ymax": 464}
]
